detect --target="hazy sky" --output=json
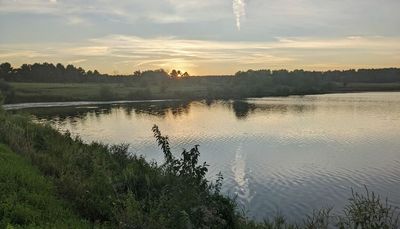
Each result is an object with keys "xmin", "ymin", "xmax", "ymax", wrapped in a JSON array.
[{"xmin": 0, "ymin": 0, "xmax": 399, "ymax": 75}]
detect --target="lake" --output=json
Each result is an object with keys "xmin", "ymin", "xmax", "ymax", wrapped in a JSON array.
[{"xmin": 7, "ymin": 92, "xmax": 400, "ymax": 221}]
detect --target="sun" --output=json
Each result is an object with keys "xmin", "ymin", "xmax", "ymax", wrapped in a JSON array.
[{"xmin": 159, "ymin": 59, "xmax": 197, "ymax": 76}]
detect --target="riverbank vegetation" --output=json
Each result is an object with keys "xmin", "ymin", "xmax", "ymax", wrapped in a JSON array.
[
  {"xmin": 1, "ymin": 62, "xmax": 399, "ymax": 103},
  {"xmin": 0, "ymin": 103, "xmax": 399, "ymax": 228},
  {"xmin": 0, "ymin": 144, "xmax": 90, "ymax": 228}
]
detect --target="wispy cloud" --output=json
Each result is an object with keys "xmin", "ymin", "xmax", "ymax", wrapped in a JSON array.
[
  {"xmin": 233, "ymin": 0, "xmax": 245, "ymax": 30},
  {"xmin": 1, "ymin": 35, "xmax": 399, "ymax": 74}
]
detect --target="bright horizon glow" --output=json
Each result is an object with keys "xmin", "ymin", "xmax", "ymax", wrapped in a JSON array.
[{"xmin": 1, "ymin": 0, "xmax": 399, "ymax": 75}]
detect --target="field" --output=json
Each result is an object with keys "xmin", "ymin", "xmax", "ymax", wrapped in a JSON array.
[
  {"xmin": 8, "ymin": 82, "xmax": 209, "ymax": 103},
  {"xmin": 6, "ymin": 81, "xmax": 400, "ymax": 104}
]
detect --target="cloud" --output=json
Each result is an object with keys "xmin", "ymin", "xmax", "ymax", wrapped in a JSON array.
[
  {"xmin": 66, "ymin": 16, "xmax": 91, "ymax": 26},
  {"xmin": 2, "ymin": 0, "xmax": 399, "ymax": 43},
  {"xmin": 0, "ymin": 50, "xmax": 51, "ymax": 58},
  {"xmin": 68, "ymin": 58, "xmax": 87, "ymax": 64},
  {"xmin": 233, "ymin": 0, "xmax": 245, "ymax": 30},
  {"xmin": 1, "ymin": 35, "xmax": 399, "ymax": 75},
  {"xmin": 146, "ymin": 13, "xmax": 186, "ymax": 24}
]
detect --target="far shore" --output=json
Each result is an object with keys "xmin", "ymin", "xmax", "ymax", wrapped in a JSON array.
[{"xmin": 3, "ymin": 85, "xmax": 400, "ymax": 110}]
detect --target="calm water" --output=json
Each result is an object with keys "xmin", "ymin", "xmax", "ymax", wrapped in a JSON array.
[{"xmin": 8, "ymin": 92, "xmax": 400, "ymax": 221}]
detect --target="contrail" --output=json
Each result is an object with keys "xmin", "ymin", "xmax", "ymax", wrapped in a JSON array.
[{"xmin": 233, "ymin": 0, "xmax": 246, "ymax": 30}]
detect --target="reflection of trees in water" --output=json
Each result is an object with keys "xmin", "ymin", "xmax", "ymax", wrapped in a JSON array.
[
  {"xmin": 230, "ymin": 100, "xmax": 315, "ymax": 119},
  {"xmin": 232, "ymin": 101, "xmax": 257, "ymax": 119},
  {"xmin": 131, "ymin": 101, "xmax": 191, "ymax": 118},
  {"xmin": 22, "ymin": 101, "xmax": 192, "ymax": 121},
  {"xmin": 255, "ymin": 103, "xmax": 314, "ymax": 114},
  {"xmin": 15, "ymin": 106, "xmax": 102, "ymax": 122},
  {"xmin": 17, "ymin": 99, "xmax": 316, "ymax": 122}
]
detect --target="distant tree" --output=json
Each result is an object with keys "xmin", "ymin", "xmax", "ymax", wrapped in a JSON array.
[
  {"xmin": 170, "ymin": 69, "xmax": 189, "ymax": 78},
  {"xmin": 170, "ymin": 69, "xmax": 178, "ymax": 78},
  {"xmin": 133, "ymin": 70, "xmax": 141, "ymax": 77},
  {"xmin": 0, "ymin": 62, "xmax": 12, "ymax": 76},
  {"xmin": 20, "ymin": 64, "xmax": 31, "ymax": 73},
  {"xmin": 1, "ymin": 62, "xmax": 399, "ymax": 89},
  {"xmin": 56, "ymin": 63, "xmax": 65, "ymax": 71}
]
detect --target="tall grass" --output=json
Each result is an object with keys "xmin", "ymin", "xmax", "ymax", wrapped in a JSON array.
[
  {"xmin": 0, "ymin": 105, "xmax": 399, "ymax": 228},
  {"xmin": 0, "ymin": 144, "xmax": 89, "ymax": 228},
  {"xmin": 0, "ymin": 108, "xmax": 237, "ymax": 228}
]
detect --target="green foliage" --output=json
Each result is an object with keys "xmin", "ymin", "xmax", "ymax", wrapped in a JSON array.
[
  {"xmin": 0, "ymin": 144, "xmax": 89, "ymax": 228},
  {"xmin": 337, "ymin": 187, "xmax": 400, "ymax": 228},
  {"xmin": 0, "ymin": 111, "xmax": 237, "ymax": 228},
  {"xmin": 2, "ymin": 62, "xmax": 400, "ymax": 103},
  {"xmin": 0, "ymin": 111, "xmax": 399, "ymax": 228}
]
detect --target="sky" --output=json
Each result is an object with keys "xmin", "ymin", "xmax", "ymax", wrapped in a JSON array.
[{"xmin": 0, "ymin": 0, "xmax": 399, "ymax": 75}]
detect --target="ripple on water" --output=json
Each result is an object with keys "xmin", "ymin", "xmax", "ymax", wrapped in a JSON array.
[{"xmin": 23, "ymin": 92, "xmax": 400, "ymax": 222}]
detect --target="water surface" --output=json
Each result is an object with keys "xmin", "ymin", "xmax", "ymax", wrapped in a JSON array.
[{"xmin": 9, "ymin": 92, "xmax": 400, "ymax": 221}]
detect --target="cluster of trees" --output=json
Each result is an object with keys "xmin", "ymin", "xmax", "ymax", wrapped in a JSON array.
[
  {"xmin": 0, "ymin": 62, "xmax": 191, "ymax": 83},
  {"xmin": 1, "ymin": 62, "xmax": 400, "ymax": 103},
  {"xmin": 0, "ymin": 62, "xmax": 101, "ymax": 83},
  {"xmin": 235, "ymin": 68, "xmax": 400, "ymax": 84},
  {"xmin": 1, "ymin": 62, "xmax": 399, "ymax": 85},
  {"xmin": 169, "ymin": 69, "xmax": 190, "ymax": 78}
]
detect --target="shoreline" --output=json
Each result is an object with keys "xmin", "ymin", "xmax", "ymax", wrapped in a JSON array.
[{"xmin": 3, "ymin": 90, "xmax": 400, "ymax": 110}]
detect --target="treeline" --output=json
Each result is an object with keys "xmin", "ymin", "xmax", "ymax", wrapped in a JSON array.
[
  {"xmin": 1, "ymin": 62, "xmax": 399, "ymax": 84},
  {"xmin": 0, "ymin": 62, "xmax": 185, "ymax": 83},
  {"xmin": 1, "ymin": 62, "xmax": 400, "ymax": 104},
  {"xmin": 235, "ymin": 68, "xmax": 400, "ymax": 84}
]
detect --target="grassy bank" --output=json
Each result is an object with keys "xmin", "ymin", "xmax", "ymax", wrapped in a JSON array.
[
  {"xmin": 5, "ymin": 81, "xmax": 400, "ymax": 104},
  {"xmin": 0, "ymin": 144, "xmax": 89, "ymax": 228},
  {"xmin": 0, "ymin": 106, "xmax": 399, "ymax": 228},
  {"xmin": 0, "ymin": 107, "xmax": 240, "ymax": 228}
]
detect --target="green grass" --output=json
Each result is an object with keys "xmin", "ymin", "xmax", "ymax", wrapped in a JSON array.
[
  {"xmin": 10, "ymin": 82, "xmax": 124, "ymax": 102},
  {"xmin": 0, "ymin": 109, "xmax": 239, "ymax": 228},
  {"xmin": 9, "ymin": 82, "xmax": 192, "ymax": 102},
  {"xmin": 0, "ymin": 107, "xmax": 399, "ymax": 228},
  {"xmin": 0, "ymin": 144, "xmax": 89, "ymax": 229},
  {"xmin": 7, "ymin": 81, "xmax": 400, "ymax": 104}
]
